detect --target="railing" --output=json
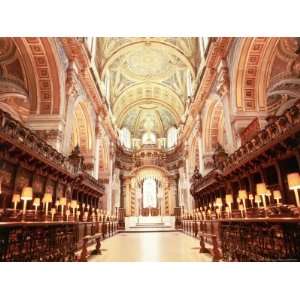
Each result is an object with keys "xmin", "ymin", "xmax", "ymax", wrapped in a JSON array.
[
  {"xmin": 181, "ymin": 215, "xmax": 300, "ymax": 262},
  {"xmin": 0, "ymin": 219, "xmax": 119, "ymax": 262},
  {"xmin": 221, "ymin": 99, "xmax": 300, "ymax": 174}
]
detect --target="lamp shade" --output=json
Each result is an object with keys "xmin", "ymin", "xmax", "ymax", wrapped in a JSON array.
[
  {"xmin": 12, "ymin": 194, "xmax": 21, "ymax": 203},
  {"xmin": 249, "ymin": 193, "xmax": 254, "ymax": 200},
  {"xmin": 225, "ymin": 194, "xmax": 233, "ymax": 204},
  {"xmin": 43, "ymin": 193, "xmax": 52, "ymax": 203},
  {"xmin": 33, "ymin": 197, "xmax": 40, "ymax": 206},
  {"xmin": 238, "ymin": 190, "xmax": 248, "ymax": 199},
  {"xmin": 273, "ymin": 190, "xmax": 282, "ymax": 199},
  {"xmin": 59, "ymin": 197, "xmax": 67, "ymax": 206},
  {"xmin": 215, "ymin": 197, "xmax": 223, "ymax": 207},
  {"xmin": 256, "ymin": 183, "xmax": 267, "ymax": 195},
  {"xmin": 71, "ymin": 200, "xmax": 77, "ymax": 209},
  {"xmin": 266, "ymin": 189, "xmax": 272, "ymax": 197},
  {"xmin": 287, "ymin": 172, "xmax": 300, "ymax": 189},
  {"xmin": 21, "ymin": 187, "xmax": 33, "ymax": 201},
  {"xmin": 255, "ymin": 195, "xmax": 261, "ymax": 204}
]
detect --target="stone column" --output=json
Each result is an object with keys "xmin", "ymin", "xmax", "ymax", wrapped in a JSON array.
[
  {"xmin": 93, "ymin": 118, "xmax": 101, "ymax": 179},
  {"xmin": 216, "ymin": 60, "xmax": 237, "ymax": 153}
]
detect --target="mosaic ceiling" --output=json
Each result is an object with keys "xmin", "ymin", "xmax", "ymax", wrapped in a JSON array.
[{"xmin": 95, "ymin": 38, "xmax": 199, "ymax": 138}]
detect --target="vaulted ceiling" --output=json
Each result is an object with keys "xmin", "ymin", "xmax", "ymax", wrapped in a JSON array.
[{"xmin": 94, "ymin": 38, "xmax": 199, "ymax": 138}]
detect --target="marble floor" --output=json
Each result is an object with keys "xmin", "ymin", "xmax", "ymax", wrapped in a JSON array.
[{"xmin": 88, "ymin": 232, "xmax": 212, "ymax": 262}]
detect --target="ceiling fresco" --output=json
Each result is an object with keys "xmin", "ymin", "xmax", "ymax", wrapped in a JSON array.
[{"xmin": 94, "ymin": 38, "xmax": 199, "ymax": 138}]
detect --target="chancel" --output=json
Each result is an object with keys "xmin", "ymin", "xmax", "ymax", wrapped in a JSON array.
[{"xmin": 0, "ymin": 37, "xmax": 300, "ymax": 262}]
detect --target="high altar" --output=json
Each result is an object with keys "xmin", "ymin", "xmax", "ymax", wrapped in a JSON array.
[{"xmin": 125, "ymin": 216, "xmax": 175, "ymax": 229}]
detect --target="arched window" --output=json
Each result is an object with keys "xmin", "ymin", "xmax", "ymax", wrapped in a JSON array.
[
  {"xmin": 142, "ymin": 131, "xmax": 156, "ymax": 145},
  {"xmin": 167, "ymin": 126, "xmax": 178, "ymax": 148},
  {"xmin": 143, "ymin": 178, "xmax": 157, "ymax": 208},
  {"xmin": 119, "ymin": 127, "xmax": 131, "ymax": 149}
]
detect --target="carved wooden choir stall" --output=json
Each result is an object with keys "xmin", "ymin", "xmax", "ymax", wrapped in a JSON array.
[
  {"xmin": 0, "ymin": 108, "xmax": 118, "ymax": 261},
  {"xmin": 184, "ymin": 99, "xmax": 300, "ymax": 261}
]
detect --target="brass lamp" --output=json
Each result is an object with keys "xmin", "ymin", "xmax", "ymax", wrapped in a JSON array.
[
  {"xmin": 76, "ymin": 210, "xmax": 81, "ymax": 221},
  {"xmin": 239, "ymin": 203, "xmax": 245, "ymax": 218},
  {"xmin": 273, "ymin": 190, "xmax": 282, "ymax": 206},
  {"xmin": 33, "ymin": 197, "xmax": 40, "ymax": 214},
  {"xmin": 287, "ymin": 172, "xmax": 300, "ymax": 207},
  {"xmin": 254, "ymin": 195, "xmax": 261, "ymax": 208},
  {"xmin": 238, "ymin": 190, "xmax": 248, "ymax": 210},
  {"xmin": 256, "ymin": 183, "xmax": 267, "ymax": 210},
  {"xmin": 215, "ymin": 197, "xmax": 223, "ymax": 219},
  {"xmin": 55, "ymin": 200, "xmax": 59, "ymax": 210},
  {"xmin": 59, "ymin": 197, "xmax": 67, "ymax": 217},
  {"xmin": 43, "ymin": 193, "xmax": 52, "ymax": 217},
  {"xmin": 21, "ymin": 187, "xmax": 33, "ymax": 215},
  {"xmin": 66, "ymin": 209, "xmax": 70, "ymax": 221},
  {"xmin": 225, "ymin": 206, "xmax": 230, "ymax": 218},
  {"xmin": 12, "ymin": 194, "xmax": 21, "ymax": 211},
  {"xmin": 225, "ymin": 194, "xmax": 233, "ymax": 216},
  {"xmin": 249, "ymin": 194, "xmax": 254, "ymax": 207},
  {"xmin": 266, "ymin": 189, "xmax": 272, "ymax": 205},
  {"xmin": 51, "ymin": 208, "xmax": 56, "ymax": 221},
  {"xmin": 71, "ymin": 200, "xmax": 77, "ymax": 217}
]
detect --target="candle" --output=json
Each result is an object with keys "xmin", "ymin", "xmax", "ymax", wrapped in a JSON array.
[{"xmin": 66, "ymin": 209, "xmax": 70, "ymax": 221}]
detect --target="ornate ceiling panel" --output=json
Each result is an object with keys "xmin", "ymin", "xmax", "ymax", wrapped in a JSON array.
[{"xmin": 94, "ymin": 37, "xmax": 199, "ymax": 138}]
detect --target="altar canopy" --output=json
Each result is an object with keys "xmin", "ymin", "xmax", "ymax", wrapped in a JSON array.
[{"xmin": 143, "ymin": 178, "xmax": 157, "ymax": 208}]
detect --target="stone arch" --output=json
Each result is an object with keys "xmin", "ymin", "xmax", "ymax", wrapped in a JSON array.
[
  {"xmin": 13, "ymin": 37, "xmax": 62, "ymax": 115},
  {"xmin": 230, "ymin": 37, "xmax": 280, "ymax": 113},
  {"xmin": 202, "ymin": 94, "xmax": 224, "ymax": 153},
  {"xmin": 63, "ymin": 92, "xmax": 96, "ymax": 155}
]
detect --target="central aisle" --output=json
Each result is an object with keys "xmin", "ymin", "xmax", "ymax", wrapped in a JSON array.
[{"xmin": 88, "ymin": 232, "xmax": 212, "ymax": 262}]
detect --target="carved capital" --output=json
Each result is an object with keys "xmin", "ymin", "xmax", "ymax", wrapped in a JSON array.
[
  {"xmin": 203, "ymin": 154, "xmax": 214, "ymax": 170},
  {"xmin": 216, "ymin": 65, "xmax": 230, "ymax": 98},
  {"xmin": 66, "ymin": 61, "xmax": 80, "ymax": 99}
]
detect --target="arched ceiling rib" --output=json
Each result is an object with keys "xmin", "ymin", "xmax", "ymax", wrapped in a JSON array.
[{"xmin": 94, "ymin": 38, "xmax": 199, "ymax": 138}]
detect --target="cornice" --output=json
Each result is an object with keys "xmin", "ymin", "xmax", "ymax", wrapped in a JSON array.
[{"xmin": 59, "ymin": 38, "xmax": 118, "ymax": 141}]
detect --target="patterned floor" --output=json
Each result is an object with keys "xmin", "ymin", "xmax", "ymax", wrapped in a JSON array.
[{"xmin": 88, "ymin": 231, "xmax": 212, "ymax": 262}]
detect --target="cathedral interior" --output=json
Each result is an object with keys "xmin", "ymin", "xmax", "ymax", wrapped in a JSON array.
[{"xmin": 0, "ymin": 37, "xmax": 300, "ymax": 262}]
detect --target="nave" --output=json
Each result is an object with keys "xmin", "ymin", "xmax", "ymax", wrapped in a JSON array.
[
  {"xmin": 1, "ymin": 37, "xmax": 300, "ymax": 262},
  {"xmin": 88, "ymin": 232, "xmax": 212, "ymax": 262}
]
